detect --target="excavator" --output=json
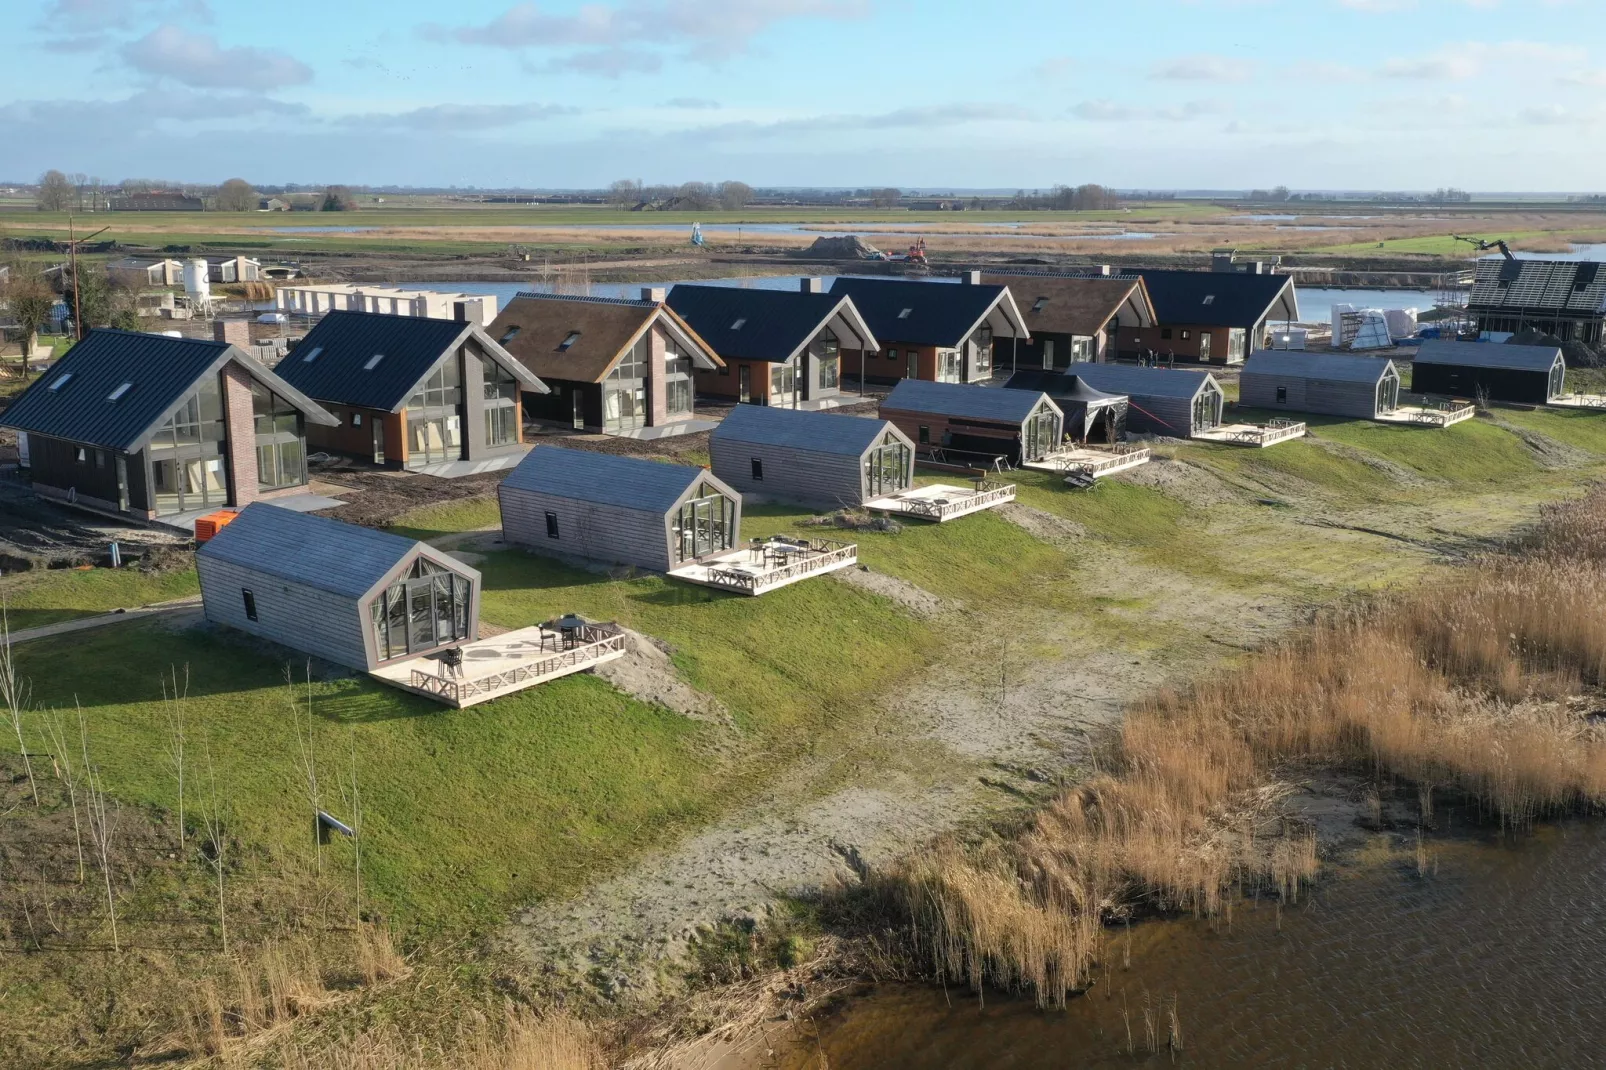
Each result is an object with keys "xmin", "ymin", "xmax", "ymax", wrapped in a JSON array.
[{"xmin": 1452, "ymin": 235, "xmax": 1516, "ymax": 260}]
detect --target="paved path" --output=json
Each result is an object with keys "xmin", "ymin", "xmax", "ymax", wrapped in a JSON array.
[{"xmin": 9, "ymin": 596, "xmax": 203, "ymax": 645}]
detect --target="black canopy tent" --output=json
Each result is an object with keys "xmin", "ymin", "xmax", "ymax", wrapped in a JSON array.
[{"xmin": 1003, "ymin": 371, "xmax": 1129, "ymax": 444}]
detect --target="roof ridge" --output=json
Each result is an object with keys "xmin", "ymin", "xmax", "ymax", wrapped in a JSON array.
[
  {"xmin": 512, "ymin": 291, "xmax": 658, "ymax": 308},
  {"xmin": 87, "ymin": 327, "xmax": 230, "ymax": 348}
]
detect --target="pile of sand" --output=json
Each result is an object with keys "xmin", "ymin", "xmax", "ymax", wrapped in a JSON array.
[{"xmin": 792, "ymin": 235, "xmax": 882, "ymax": 260}]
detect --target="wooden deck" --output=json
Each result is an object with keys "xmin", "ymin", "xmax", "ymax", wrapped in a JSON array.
[
  {"xmin": 1192, "ymin": 420, "xmax": 1308, "ymax": 448},
  {"xmin": 866, "ymin": 481, "xmax": 1016, "ymax": 522},
  {"xmin": 669, "ymin": 536, "xmax": 858, "ymax": 596},
  {"xmin": 1377, "ymin": 399, "xmax": 1477, "ymax": 428},
  {"xmin": 370, "ymin": 622, "xmax": 627, "ymax": 709},
  {"xmin": 1023, "ymin": 446, "xmax": 1152, "ymax": 478},
  {"xmin": 1550, "ymin": 394, "xmax": 1606, "ymax": 411}
]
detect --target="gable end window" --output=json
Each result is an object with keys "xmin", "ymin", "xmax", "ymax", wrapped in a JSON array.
[
  {"xmin": 1276, "ymin": 386, "xmax": 1288, "ymax": 403},
  {"xmin": 242, "ymin": 589, "xmax": 258, "ymax": 622},
  {"xmin": 751, "ymin": 458, "xmax": 763, "ymax": 481},
  {"xmin": 545, "ymin": 511, "xmax": 560, "ymax": 539}
]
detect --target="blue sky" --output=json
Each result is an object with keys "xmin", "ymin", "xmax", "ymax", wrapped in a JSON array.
[{"xmin": 6, "ymin": 0, "xmax": 1605, "ymax": 190}]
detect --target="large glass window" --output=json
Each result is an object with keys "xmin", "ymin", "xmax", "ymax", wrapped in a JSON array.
[
  {"xmin": 973, "ymin": 325, "xmax": 994, "ymax": 377},
  {"xmin": 252, "ymin": 383, "xmax": 306, "ymax": 491},
  {"xmin": 816, "ymin": 330, "xmax": 840, "ymax": 391},
  {"xmin": 405, "ymin": 356, "xmax": 463, "ymax": 469},
  {"xmin": 937, "ymin": 350, "xmax": 963, "ymax": 383},
  {"xmin": 1069, "ymin": 337, "xmax": 1094, "ymax": 363},
  {"xmin": 605, "ymin": 337, "xmax": 649, "ymax": 432},
  {"xmin": 481, "ymin": 354, "xmax": 519, "ymax": 447},
  {"xmin": 770, "ymin": 359, "xmax": 798, "ymax": 406},
  {"xmin": 665, "ymin": 343, "xmax": 694, "ymax": 419},
  {"xmin": 369, "ymin": 557, "xmax": 473, "ymax": 662},
  {"xmin": 865, "ymin": 435, "xmax": 910, "ymax": 497},
  {"xmin": 148, "ymin": 374, "xmax": 226, "ymax": 515},
  {"xmin": 671, "ymin": 485, "xmax": 735, "ymax": 563}
]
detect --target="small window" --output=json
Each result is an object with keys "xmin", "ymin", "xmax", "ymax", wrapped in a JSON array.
[
  {"xmin": 499, "ymin": 325, "xmax": 522, "ymax": 344},
  {"xmin": 888, "ymin": 347, "xmax": 899, "ymax": 362},
  {"xmin": 1160, "ymin": 328, "xmax": 1172, "ymax": 340},
  {"xmin": 48, "ymin": 373, "xmax": 72, "ymax": 391},
  {"xmin": 1180, "ymin": 330, "xmax": 1191, "ymax": 341},
  {"xmin": 897, "ymin": 308, "xmax": 913, "ymax": 320},
  {"xmin": 751, "ymin": 458, "xmax": 763, "ymax": 481},
  {"xmin": 918, "ymin": 425, "xmax": 930, "ymax": 445},
  {"xmin": 363, "ymin": 353, "xmax": 385, "ymax": 370},
  {"xmin": 351, "ymin": 412, "xmax": 363, "ymax": 427},
  {"xmin": 301, "ymin": 346, "xmax": 323, "ymax": 363},
  {"xmin": 718, "ymin": 364, "xmax": 730, "ymax": 376},
  {"xmin": 107, "ymin": 382, "xmax": 132, "ymax": 402},
  {"xmin": 1032, "ymin": 297, "xmax": 1048, "ymax": 313},
  {"xmin": 545, "ymin": 511, "xmax": 560, "ymax": 539},
  {"xmin": 730, "ymin": 319, "xmax": 746, "ymax": 331},
  {"xmin": 242, "ymin": 589, "xmax": 258, "ymax": 622},
  {"xmin": 94, "ymin": 450, "xmax": 107, "ymax": 470},
  {"xmin": 1202, "ymin": 295, "xmax": 1216, "ymax": 306},
  {"xmin": 559, "ymin": 331, "xmax": 581, "ymax": 350},
  {"xmin": 1276, "ymin": 386, "xmax": 1288, "ymax": 404},
  {"xmin": 74, "ymin": 447, "xmax": 87, "ymax": 465}
]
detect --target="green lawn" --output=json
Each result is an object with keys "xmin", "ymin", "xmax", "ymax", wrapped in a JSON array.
[
  {"xmin": 390, "ymin": 496, "xmax": 502, "ymax": 541},
  {"xmin": 1, "ymin": 566, "xmax": 199, "ymax": 631}
]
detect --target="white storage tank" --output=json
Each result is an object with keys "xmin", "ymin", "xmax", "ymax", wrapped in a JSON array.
[{"xmin": 183, "ymin": 258, "xmax": 210, "ymax": 301}]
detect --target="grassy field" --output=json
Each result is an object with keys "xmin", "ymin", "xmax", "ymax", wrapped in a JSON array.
[
  {"xmin": 1, "ymin": 565, "xmax": 199, "ymax": 631},
  {"xmin": 6, "ymin": 400, "xmax": 1606, "ymax": 1062}
]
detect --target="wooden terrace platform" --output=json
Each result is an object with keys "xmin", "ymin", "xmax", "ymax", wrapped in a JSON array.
[
  {"xmin": 1550, "ymin": 394, "xmax": 1606, "ymax": 411},
  {"xmin": 1193, "ymin": 419, "xmax": 1308, "ymax": 448},
  {"xmin": 371, "ymin": 621, "xmax": 627, "ymax": 709},
  {"xmin": 669, "ymin": 535, "xmax": 858, "ymax": 596},
  {"xmin": 1377, "ymin": 398, "xmax": 1477, "ymax": 428},
  {"xmin": 865, "ymin": 481, "xmax": 1016, "ymax": 522},
  {"xmin": 1023, "ymin": 446, "xmax": 1152, "ymax": 478}
]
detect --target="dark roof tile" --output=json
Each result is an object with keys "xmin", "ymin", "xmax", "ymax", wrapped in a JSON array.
[
  {"xmin": 500, "ymin": 445, "xmax": 712, "ymax": 512},
  {"xmin": 711, "ymin": 403, "xmax": 891, "ymax": 456},
  {"xmin": 882, "ymin": 379, "xmax": 1055, "ymax": 423}
]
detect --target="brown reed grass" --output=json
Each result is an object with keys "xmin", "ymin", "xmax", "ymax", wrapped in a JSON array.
[
  {"xmin": 888, "ymin": 488, "xmax": 1606, "ymax": 1007},
  {"xmin": 270, "ymin": 1007, "xmax": 606, "ymax": 1070}
]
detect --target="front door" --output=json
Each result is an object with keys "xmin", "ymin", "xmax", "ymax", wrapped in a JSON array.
[
  {"xmin": 1023, "ymin": 411, "xmax": 1057, "ymax": 460},
  {"xmin": 907, "ymin": 350, "xmax": 919, "ymax": 379},
  {"xmin": 770, "ymin": 361, "xmax": 797, "ymax": 408},
  {"xmin": 572, "ymin": 390, "xmax": 585, "ymax": 430},
  {"xmin": 373, "ymin": 419, "xmax": 386, "ymax": 465},
  {"xmin": 1378, "ymin": 373, "xmax": 1400, "ymax": 413},
  {"xmin": 738, "ymin": 365, "xmax": 752, "ymax": 404},
  {"xmin": 1193, "ymin": 389, "xmax": 1221, "ymax": 433},
  {"xmin": 1198, "ymin": 332, "xmax": 1213, "ymax": 363},
  {"xmin": 115, "ymin": 455, "xmax": 129, "ymax": 512}
]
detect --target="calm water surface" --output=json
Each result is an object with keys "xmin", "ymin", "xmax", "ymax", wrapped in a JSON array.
[{"xmin": 769, "ymin": 822, "xmax": 1606, "ymax": 1069}]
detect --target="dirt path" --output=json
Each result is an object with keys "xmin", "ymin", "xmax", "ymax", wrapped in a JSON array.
[{"xmin": 8, "ymin": 597, "xmax": 203, "ymax": 645}]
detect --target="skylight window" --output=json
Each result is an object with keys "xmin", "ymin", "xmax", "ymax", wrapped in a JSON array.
[
  {"xmin": 1032, "ymin": 297, "xmax": 1049, "ymax": 313},
  {"xmin": 48, "ymin": 373, "xmax": 72, "ymax": 391},
  {"xmin": 1202, "ymin": 295, "xmax": 1216, "ymax": 305},
  {"xmin": 107, "ymin": 382, "xmax": 132, "ymax": 402},
  {"xmin": 898, "ymin": 308, "xmax": 914, "ymax": 320},
  {"xmin": 363, "ymin": 353, "xmax": 385, "ymax": 371},
  {"xmin": 301, "ymin": 346, "xmax": 323, "ymax": 363},
  {"xmin": 559, "ymin": 331, "xmax": 581, "ymax": 350},
  {"xmin": 730, "ymin": 319, "xmax": 746, "ymax": 331},
  {"xmin": 500, "ymin": 326, "xmax": 522, "ymax": 343}
]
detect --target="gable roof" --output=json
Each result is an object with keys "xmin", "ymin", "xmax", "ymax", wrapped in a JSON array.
[
  {"xmin": 0, "ymin": 328, "xmax": 337, "ymax": 452},
  {"xmin": 500, "ymin": 445, "xmax": 720, "ymax": 512},
  {"xmin": 1468, "ymin": 258, "xmax": 1606, "ymax": 314},
  {"xmin": 486, "ymin": 293, "xmax": 720, "ymax": 384},
  {"xmin": 1002, "ymin": 370, "xmax": 1128, "ymax": 406},
  {"xmin": 881, "ymin": 379, "xmax": 1059, "ymax": 424},
  {"xmin": 1128, "ymin": 269, "xmax": 1299, "ymax": 327},
  {"xmin": 1243, "ymin": 350, "xmax": 1396, "ymax": 384},
  {"xmin": 198, "ymin": 502, "xmax": 474, "ymax": 600},
  {"xmin": 980, "ymin": 273, "xmax": 1156, "ymax": 335},
  {"xmin": 829, "ymin": 277, "xmax": 1025, "ymax": 347},
  {"xmin": 1412, "ymin": 339, "xmax": 1565, "ymax": 372},
  {"xmin": 666, "ymin": 286, "xmax": 877, "ymax": 364},
  {"xmin": 711, "ymin": 402, "xmax": 895, "ymax": 457},
  {"xmin": 1045, "ymin": 362, "xmax": 1218, "ymax": 400},
  {"xmin": 273, "ymin": 310, "xmax": 546, "ymax": 412}
]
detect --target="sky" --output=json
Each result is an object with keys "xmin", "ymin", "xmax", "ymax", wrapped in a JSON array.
[{"xmin": 5, "ymin": 0, "xmax": 1606, "ymax": 191}]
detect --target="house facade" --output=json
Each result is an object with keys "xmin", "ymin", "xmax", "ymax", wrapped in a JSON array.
[
  {"xmin": 880, "ymin": 379, "xmax": 1063, "ymax": 464},
  {"xmin": 274, "ymin": 310, "xmax": 546, "ymax": 472},
  {"xmin": 832, "ymin": 274, "xmax": 1028, "ymax": 385},
  {"xmin": 1119, "ymin": 269, "xmax": 1300, "ymax": 365},
  {"xmin": 1241, "ymin": 352, "xmax": 1400, "ymax": 418},
  {"xmin": 0, "ymin": 329, "xmax": 337, "ymax": 520},
  {"xmin": 982, "ymin": 272, "xmax": 1155, "ymax": 370},
  {"xmin": 666, "ymin": 280, "xmax": 877, "ymax": 409},
  {"xmin": 709, "ymin": 404, "xmax": 915, "ymax": 508},
  {"xmin": 487, "ymin": 290, "xmax": 722, "ymax": 436},
  {"xmin": 1467, "ymin": 258, "xmax": 1606, "ymax": 344},
  {"xmin": 198, "ymin": 503, "xmax": 481, "ymax": 671}
]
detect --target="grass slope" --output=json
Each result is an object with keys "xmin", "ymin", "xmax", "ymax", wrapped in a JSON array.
[{"xmin": 1, "ymin": 566, "xmax": 199, "ymax": 631}]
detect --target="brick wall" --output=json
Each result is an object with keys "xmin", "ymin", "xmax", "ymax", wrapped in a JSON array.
[
  {"xmin": 212, "ymin": 319, "xmax": 252, "ymax": 347},
  {"xmin": 221, "ymin": 363, "xmax": 260, "ymax": 506},
  {"xmin": 648, "ymin": 321, "xmax": 669, "ymax": 426}
]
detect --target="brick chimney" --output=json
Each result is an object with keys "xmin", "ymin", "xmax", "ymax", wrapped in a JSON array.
[
  {"xmin": 641, "ymin": 287, "xmax": 667, "ymax": 303},
  {"xmin": 960, "ymin": 270, "xmax": 982, "ymax": 285},
  {"xmin": 212, "ymin": 318, "xmax": 252, "ymax": 347},
  {"xmin": 800, "ymin": 277, "xmax": 824, "ymax": 294}
]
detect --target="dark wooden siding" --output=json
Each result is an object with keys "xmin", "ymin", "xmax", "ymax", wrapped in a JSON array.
[
  {"xmin": 500, "ymin": 488, "xmax": 675, "ymax": 572},
  {"xmin": 1411, "ymin": 363, "xmax": 1555, "ymax": 404},
  {"xmin": 27, "ymin": 434, "xmax": 123, "ymax": 505},
  {"xmin": 197, "ymin": 554, "xmax": 372, "ymax": 669},
  {"xmin": 1241, "ymin": 372, "xmax": 1380, "ymax": 418}
]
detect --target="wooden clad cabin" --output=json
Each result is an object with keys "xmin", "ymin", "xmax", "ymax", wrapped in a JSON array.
[
  {"xmin": 666, "ymin": 280, "xmax": 877, "ymax": 409},
  {"xmin": 197, "ymin": 502, "xmax": 480, "ymax": 671},
  {"xmin": 1467, "ymin": 258, "xmax": 1606, "ymax": 344},
  {"xmin": 1001, "ymin": 370, "xmax": 1129, "ymax": 443},
  {"xmin": 499, "ymin": 445, "xmax": 743, "ymax": 573},
  {"xmin": 1046, "ymin": 363, "xmax": 1225, "ymax": 438},
  {"xmin": 1119, "ymin": 269, "xmax": 1299, "ymax": 365},
  {"xmin": 1241, "ymin": 351, "xmax": 1401, "ymax": 418},
  {"xmin": 1411, "ymin": 340, "xmax": 1566, "ymax": 404},
  {"xmin": 880, "ymin": 379, "xmax": 1063, "ymax": 464},
  {"xmin": 486, "ymin": 290, "xmax": 722, "ymax": 436},
  {"xmin": 709, "ymin": 404, "xmax": 915, "ymax": 508},
  {"xmin": 981, "ymin": 272, "xmax": 1156, "ymax": 368},
  {"xmin": 0, "ymin": 328, "xmax": 337, "ymax": 522},
  {"xmin": 274, "ymin": 310, "xmax": 547, "ymax": 471},
  {"xmin": 831, "ymin": 274, "xmax": 1028, "ymax": 385}
]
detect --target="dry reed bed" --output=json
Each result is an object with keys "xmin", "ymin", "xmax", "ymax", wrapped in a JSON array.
[{"xmin": 889, "ymin": 490, "xmax": 1606, "ymax": 1008}]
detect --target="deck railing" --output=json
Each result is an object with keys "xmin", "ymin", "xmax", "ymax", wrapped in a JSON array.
[
  {"xmin": 1397, "ymin": 396, "xmax": 1477, "ymax": 427},
  {"xmin": 894, "ymin": 480, "xmax": 1017, "ymax": 520},
  {"xmin": 1049, "ymin": 446, "xmax": 1152, "ymax": 474},
  {"xmin": 701, "ymin": 539, "xmax": 858, "ymax": 593},
  {"xmin": 409, "ymin": 624, "xmax": 627, "ymax": 705},
  {"xmin": 1217, "ymin": 421, "xmax": 1307, "ymax": 446}
]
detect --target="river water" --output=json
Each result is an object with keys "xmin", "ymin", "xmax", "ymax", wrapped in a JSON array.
[{"xmin": 764, "ymin": 822, "xmax": 1606, "ymax": 1069}]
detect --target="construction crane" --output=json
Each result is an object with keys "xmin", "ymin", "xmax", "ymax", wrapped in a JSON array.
[{"xmin": 1452, "ymin": 235, "xmax": 1515, "ymax": 260}]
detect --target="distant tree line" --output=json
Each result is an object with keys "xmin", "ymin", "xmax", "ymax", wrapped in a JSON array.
[
  {"xmin": 30, "ymin": 170, "xmax": 349, "ymax": 212},
  {"xmin": 606, "ymin": 179, "xmax": 755, "ymax": 211},
  {"xmin": 1008, "ymin": 184, "xmax": 1121, "ymax": 211}
]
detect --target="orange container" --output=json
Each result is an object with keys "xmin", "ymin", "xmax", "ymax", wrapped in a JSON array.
[{"xmin": 194, "ymin": 509, "xmax": 241, "ymax": 542}]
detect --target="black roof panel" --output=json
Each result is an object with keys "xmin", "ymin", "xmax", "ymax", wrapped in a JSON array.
[
  {"xmin": 829, "ymin": 277, "xmax": 1008, "ymax": 347},
  {"xmin": 273, "ymin": 311, "xmax": 473, "ymax": 412},
  {"xmin": 667, "ymin": 285, "xmax": 851, "ymax": 363},
  {"xmin": 1127, "ymin": 269, "xmax": 1297, "ymax": 327}
]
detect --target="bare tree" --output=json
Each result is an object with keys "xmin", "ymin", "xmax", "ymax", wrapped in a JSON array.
[
  {"xmin": 163, "ymin": 667, "xmax": 188, "ymax": 852},
  {"xmin": 42, "ymin": 710, "xmax": 85, "ymax": 883},
  {"xmin": 608, "ymin": 179, "xmax": 644, "ymax": 208},
  {"xmin": 78, "ymin": 702, "xmax": 120, "ymax": 952},
  {"xmin": 870, "ymin": 187, "xmax": 902, "ymax": 209},
  {"xmin": 717, "ymin": 181, "xmax": 753, "ymax": 211},
  {"xmin": 0, "ymin": 603, "xmax": 38, "ymax": 807},
  {"xmin": 201, "ymin": 733, "xmax": 228, "ymax": 953},
  {"xmin": 339, "ymin": 728, "xmax": 363, "ymax": 909},
  {"xmin": 3, "ymin": 266, "xmax": 56, "ymax": 373},
  {"xmin": 286, "ymin": 665, "xmax": 323, "ymax": 873},
  {"xmin": 36, "ymin": 170, "xmax": 72, "ymax": 211},
  {"xmin": 214, "ymin": 178, "xmax": 257, "ymax": 212}
]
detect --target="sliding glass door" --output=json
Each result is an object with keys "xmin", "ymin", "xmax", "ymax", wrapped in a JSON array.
[{"xmin": 368, "ymin": 558, "xmax": 473, "ymax": 662}]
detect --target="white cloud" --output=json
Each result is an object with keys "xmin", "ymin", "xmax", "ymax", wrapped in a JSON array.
[
  {"xmin": 1382, "ymin": 41, "xmax": 1584, "ymax": 81},
  {"xmin": 1150, "ymin": 53, "xmax": 1250, "ymax": 82},
  {"xmin": 1071, "ymin": 99, "xmax": 1225, "ymax": 122},
  {"xmin": 337, "ymin": 103, "xmax": 579, "ymax": 132},
  {"xmin": 122, "ymin": 25, "xmax": 313, "ymax": 89}
]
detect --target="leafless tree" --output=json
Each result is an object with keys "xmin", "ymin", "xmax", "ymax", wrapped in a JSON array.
[
  {"xmin": 35, "ymin": 170, "xmax": 72, "ymax": 211},
  {"xmin": 339, "ymin": 728, "xmax": 363, "ymax": 909},
  {"xmin": 717, "ymin": 181, "xmax": 753, "ymax": 211},
  {"xmin": 214, "ymin": 178, "xmax": 257, "ymax": 212},
  {"xmin": 78, "ymin": 702, "xmax": 120, "ymax": 952},
  {"xmin": 201, "ymin": 733, "xmax": 228, "ymax": 953},
  {"xmin": 42, "ymin": 710, "xmax": 85, "ymax": 883},
  {"xmin": 286, "ymin": 665, "xmax": 323, "ymax": 873},
  {"xmin": 0, "ymin": 603, "xmax": 38, "ymax": 807},
  {"xmin": 608, "ymin": 178, "xmax": 644, "ymax": 208},
  {"xmin": 162, "ymin": 666, "xmax": 188, "ymax": 852}
]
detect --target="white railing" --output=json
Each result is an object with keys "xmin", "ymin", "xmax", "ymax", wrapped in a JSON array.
[
  {"xmin": 701, "ymin": 539, "xmax": 858, "ymax": 593},
  {"xmin": 1219, "ymin": 421, "xmax": 1307, "ymax": 446},
  {"xmin": 1554, "ymin": 393, "xmax": 1606, "ymax": 409},
  {"xmin": 1050, "ymin": 446, "xmax": 1152, "ymax": 474},
  {"xmin": 897, "ymin": 481, "xmax": 1017, "ymax": 520},
  {"xmin": 409, "ymin": 625, "xmax": 626, "ymax": 705},
  {"xmin": 1399, "ymin": 399, "xmax": 1476, "ymax": 427}
]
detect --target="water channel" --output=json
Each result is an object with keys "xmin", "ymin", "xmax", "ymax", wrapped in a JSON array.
[{"xmin": 759, "ymin": 821, "xmax": 1606, "ymax": 1069}]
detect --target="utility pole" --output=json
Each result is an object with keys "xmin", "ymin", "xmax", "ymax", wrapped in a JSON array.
[{"xmin": 64, "ymin": 216, "xmax": 109, "ymax": 341}]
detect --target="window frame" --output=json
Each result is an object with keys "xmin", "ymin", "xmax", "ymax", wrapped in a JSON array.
[
  {"xmin": 242, "ymin": 589, "xmax": 258, "ymax": 622},
  {"xmin": 545, "ymin": 511, "xmax": 560, "ymax": 539}
]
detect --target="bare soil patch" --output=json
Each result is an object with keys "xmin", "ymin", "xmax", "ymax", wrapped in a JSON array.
[
  {"xmin": 594, "ymin": 629, "xmax": 732, "ymax": 725},
  {"xmin": 832, "ymin": 565, "xmax": 954, "ymax": 618}
]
